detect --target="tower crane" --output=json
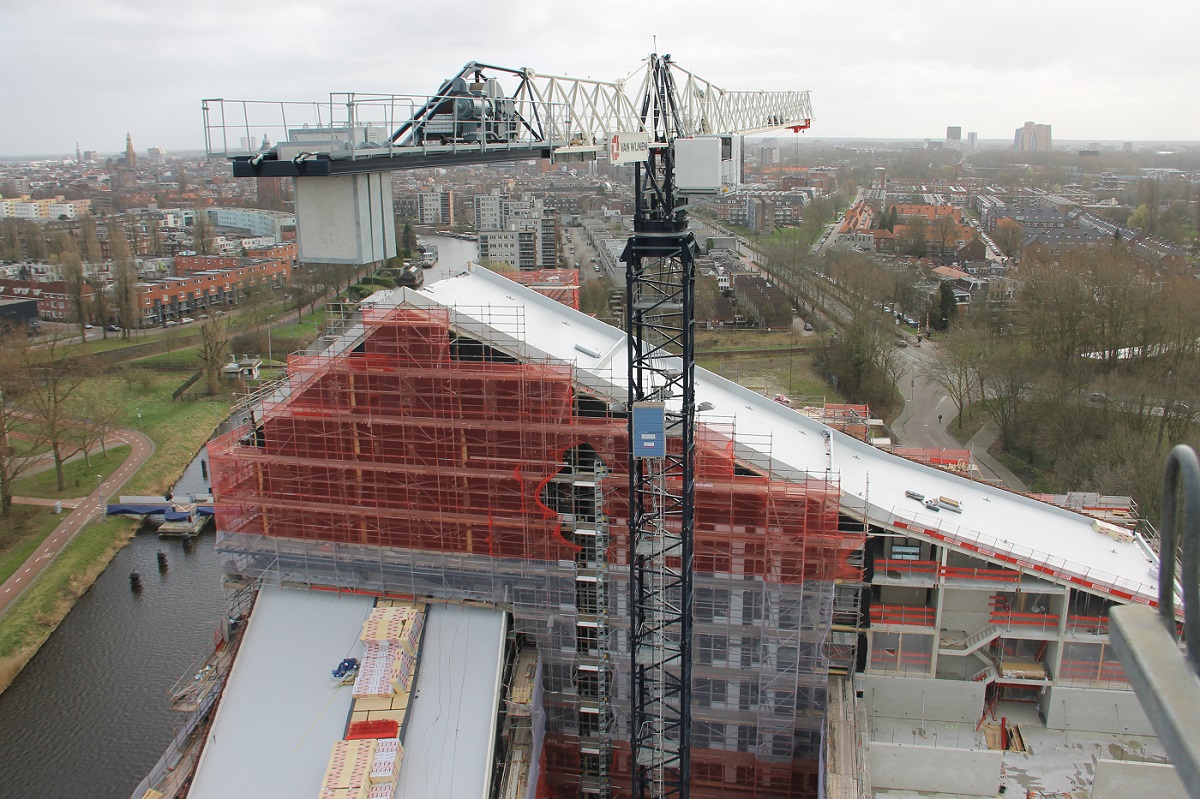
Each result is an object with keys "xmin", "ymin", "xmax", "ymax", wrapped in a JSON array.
[{"xmin": 203, "ymin": 56, "xmax": 811, "ymax": 799}]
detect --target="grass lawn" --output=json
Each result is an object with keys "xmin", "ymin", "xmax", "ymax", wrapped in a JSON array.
[
  {"xmin": 8, "ymin": 445, "xmax": 131, "ymax": 500},
  {"xmin": 131, "ymin": 343, "xmax": 202, "ymax": 367},
  {"xmin": 0, "ymin": 506, "xmax": 64, "ymax": 586},
  {"xmin": 0, "ymin": 372, "xmax": 231, "ymax": 692},
  {"xmin": 698, "ymin": 353, "xmax": 828, "ymax": 402},
  {"xmin": 946, "ymin": 404, "xmax": 991, "ymax": 446},
  {"xmin": 0, "ymin": 516, "xmax": 137, "ymax": 690},
  {"xmin": 696, "ymin": 330, "xmax": 805, "ymax": 351}
]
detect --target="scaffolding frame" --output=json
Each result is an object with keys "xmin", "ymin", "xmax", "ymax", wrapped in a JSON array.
[{"xmin": 209, "ymin": 301, "xmax": 863, "ymax": 799}]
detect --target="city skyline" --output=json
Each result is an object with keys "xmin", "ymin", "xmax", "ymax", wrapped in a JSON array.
[{"xmin": 1, "ymin": 0, "xmax": 1198, "ymax": 156}]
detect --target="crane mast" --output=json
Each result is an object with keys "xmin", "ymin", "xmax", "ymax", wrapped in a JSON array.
[
  {"xmin": 202, "ymin": 57, "xmax": 810, "ymax": 799},
  {"xmin": 622, "ymin": 54, "xmax": 696, "ymax": 799}
]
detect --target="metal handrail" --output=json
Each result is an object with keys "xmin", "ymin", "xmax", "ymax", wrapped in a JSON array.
[{"xmin": 1110, "ymin": 445, "xmax": 1200, "ymax": 798}]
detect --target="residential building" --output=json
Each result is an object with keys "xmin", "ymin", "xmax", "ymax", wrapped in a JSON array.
[
  {"xmin": 417, "ymin": 188, "xmax": 455, "ymax": 226},
  {"xmin": 1014, "ymin": 121, "xmax": 1052, "ymax": 152}
]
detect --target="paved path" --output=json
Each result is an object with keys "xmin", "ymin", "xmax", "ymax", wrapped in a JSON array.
[
  {"xmin": 891, "ymin": 341, "xmax": 1027, "ymax": 491},
  {"xmin": 0, "ymin": 428, "xmax": 155, "ymax": 619}
]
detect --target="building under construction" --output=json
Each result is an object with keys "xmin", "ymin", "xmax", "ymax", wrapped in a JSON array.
[
  {"xmin": 209, "ymin": 266, "xmax": 865, "ymax": 799},
  {"xmin": 199, "ymin": 265, "xmax": 1172, "ymax": 799}
]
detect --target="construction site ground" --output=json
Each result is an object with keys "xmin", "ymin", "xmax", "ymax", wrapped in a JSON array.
[{"xmin": 870, "ymin": 701, "xmax": 1170, "ymax": 798}]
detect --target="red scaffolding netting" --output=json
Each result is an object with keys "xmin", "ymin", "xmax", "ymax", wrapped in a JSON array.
[
  {"xmin": 209, "ymin": 303, "xmax": 863, "ymax": 799},
  {"xmin": 503, "ymin": 269, "xmax": 581, "ymax": 310}
]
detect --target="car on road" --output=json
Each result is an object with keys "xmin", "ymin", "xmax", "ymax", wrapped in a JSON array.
[
  {"xmin": 84, "ymin": 324, "xmax": 94, "ymax": 329},
  {"xmin": 106, "ymin": 324, "xmax": 121, "ymax": 332},
  {"xmin": 164, "ymin": 320, "xmax": 179, "ymax": 327},
  {"xmin": 803, "ymin": 323, "xmax": 814, "ymax": 331},
  {"xmin": 181, "ymin": 317, "xmax": 195, "ymax": 324},
  {"xmin": 895, "ymin": 339, "xmax": 908, "ymax": 348}
]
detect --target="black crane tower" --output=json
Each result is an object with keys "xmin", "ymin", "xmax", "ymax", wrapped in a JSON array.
[{"xmin": 621, "ymin": 54, "xmax": 697, "ymax": 799}]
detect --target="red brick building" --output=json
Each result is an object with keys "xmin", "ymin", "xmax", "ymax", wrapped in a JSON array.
[
  {"xmin": 0, "ymin": 280, "xmax": 97, "ymax": 322},
  {"xmin": 137, "ymin": 254, "xmax": 292, "ymax": 326}
]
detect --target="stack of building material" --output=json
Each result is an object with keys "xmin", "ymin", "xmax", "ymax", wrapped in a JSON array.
[
  {"xmin": 369, "ymin": 738, "xmax": 403, "ymax": 786},
  {"xmin": 318, "ymin": 738, "xmax": 377, "ymax": 799},
  {"xmin": 360, "ymin": 605, "xmax": 425, "ymax": 654},
  {"xmin": 389, "ymin": 648, "xmax": 417, "ymax": 693},
  {"xmin": 351, "ymin": 643, "xmax": 395, "ymax": 698},
  {"xmin": 353, "ymin": 604, "xmax": 426, "ymax": 699}
]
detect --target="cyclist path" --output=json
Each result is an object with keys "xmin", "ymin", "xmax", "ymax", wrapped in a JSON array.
[{"xmin": 0, "ymin": 427, "xmax": 155, "ymax": 619}]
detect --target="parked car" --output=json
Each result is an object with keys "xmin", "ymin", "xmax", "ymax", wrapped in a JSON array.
[
  {"xmin": 106, "ymin": 324, "xmax": 121, "ymax": 332},
  {"xmin": 84, "ymin": 324, "xmax": 94, "ymax": 329},
  {"xmin": 803, "ymin": 323, "xmax": 814, "ymax": 332},
  {"xmin": 164, "ymin": 320, "xmax": 179, "ymax": 327},
  {"xmin": 181, "ymin": 317, "xmax": 195, "ymax": 324}
]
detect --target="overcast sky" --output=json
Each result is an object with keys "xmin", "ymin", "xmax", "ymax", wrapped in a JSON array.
[{"xmin": 1, "ymin": 0, "xmax": 1197, "ymax": 157}]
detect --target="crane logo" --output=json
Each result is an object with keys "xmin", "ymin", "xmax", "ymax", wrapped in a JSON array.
[{"xmin": 609, "ymin": 131, "xmax": 650, "ymax": 165}]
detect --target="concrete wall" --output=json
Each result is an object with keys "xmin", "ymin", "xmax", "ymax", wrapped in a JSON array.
[
  {"xmin": 940, "ymin": 587, "xmax": 991, "ymax": 633},
  {"xmin": 879, "ymin": 585, "xmax": 925, "ymax": 606},
  {"xmin": 1092, "ymin": 759, "xmax": 1185, "ymax": 799},
  {"xmin": 1040, "ymin": 686, "xmax": 1155, "ymax": 735},
  {"xmin": 861, "ymin": 674, "xmax": 984, "ymax": 724},
  {"xmin": 869, "ymin": 742, "xmax": 1001, "ymax": 796}
]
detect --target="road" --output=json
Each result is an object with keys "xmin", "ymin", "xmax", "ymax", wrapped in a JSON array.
[{"xmin": 0, "ymin": 427, "xmax": 155, "ymax": 619}]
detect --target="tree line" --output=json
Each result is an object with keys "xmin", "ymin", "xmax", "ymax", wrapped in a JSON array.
[{"xmin": 923, "ymin": 244, "xmax": 1200, "ymax": 519}]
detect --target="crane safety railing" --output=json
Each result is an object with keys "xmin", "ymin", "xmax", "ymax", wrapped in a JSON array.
[{"xmin": 202, "ymin": 92, "xmax": 581, "ymax": 162}]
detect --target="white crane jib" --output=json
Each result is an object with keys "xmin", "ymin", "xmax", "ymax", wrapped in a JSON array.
[{"xmin": 202, "ymin": 56, "xmax": 811, "ymax": 262}]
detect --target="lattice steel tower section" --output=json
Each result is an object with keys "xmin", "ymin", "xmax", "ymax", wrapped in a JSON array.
[{"xmin": 622, "ymin": 54, "xmax": 698, "ymax": 799}]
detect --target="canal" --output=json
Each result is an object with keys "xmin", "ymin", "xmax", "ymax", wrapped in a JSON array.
[{"xmin": 0, "ymin": 235, "xmax": 478, "ymax": 798}]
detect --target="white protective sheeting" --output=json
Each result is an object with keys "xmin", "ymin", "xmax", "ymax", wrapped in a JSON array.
[
  {"xmin": 188, "ymin": 586, "xmax": 374, "ymax": 799},
  {"xmin": 399, "ymin": 266, "xmax": 1161, "ymax": 606}
]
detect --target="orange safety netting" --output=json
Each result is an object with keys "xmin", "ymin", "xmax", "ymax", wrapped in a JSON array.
[
  {"xmin": 211, "ymin": 305, "xmax": 859, "ymax": 584},
  {"xmin": 503, "ymin": 269, "xmax": 582, "ymax": 310}
]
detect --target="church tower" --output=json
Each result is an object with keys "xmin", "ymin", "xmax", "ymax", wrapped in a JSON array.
[{"xmin": 125, "ymin": 132, "xmax": 137, "ymax": 169}]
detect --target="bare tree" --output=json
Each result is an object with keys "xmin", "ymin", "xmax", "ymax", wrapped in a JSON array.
[
  {"xmin": 79, "ymin": 214, "xmax": 102, "ymax": 263},
  {"xmin": 197, "ymin": 317, "xmax": 232, "ymax": 394},
  {"xmin": 59, "ymin": 237, "xmax": 90, "ymax": 340},
  {"xmin": 109, "ymin": 219, "xmax": 140, "ymax": 338},
  {"xmin": 922, "ymin": 334, "xmax": 976, "ymax": 429},
  {"xmin": 10, "ymin": 334, "xmax": 91, "ymax": 492},
  {"xmin": 930, "ymin": 214, "xmax": 959, "ymax": 259},
  {"xmin": 192, "ymin": 212, "xmax": 216, "ymax": 255},
  {"xmin": 0, "ymin": 334, "xmax": 50, "ymax": 515},
  {"xmin": 66, "ymin": 382, "xmax": 123, "ymax": 467},
  {"xmin": 991, "ymin": 218, "xmax": 1024, "ymax": 260}
]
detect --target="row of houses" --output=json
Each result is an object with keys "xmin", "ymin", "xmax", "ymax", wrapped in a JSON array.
[{"xmin": 0, "ymin": 245, "xmax": 294, "ymax": 326}]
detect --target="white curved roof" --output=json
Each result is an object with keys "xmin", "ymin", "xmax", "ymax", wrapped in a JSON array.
[{"xmin": 390, "ymin": 265, "xmax": 1161, "ymax": 607}]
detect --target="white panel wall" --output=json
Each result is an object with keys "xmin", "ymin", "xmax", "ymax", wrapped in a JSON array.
[
  {"xmin": 939, "ymin": 587, "xmax": 992, "ymax": 633},
  {"xmin": 860, "ymin": 674, "xmax": 984, "ymax": 723},
  {"xmin": 1092, "ymin": 759, "xmax": 1185, "ymax": 799},
  {"xmin": 1040, "ymin": 686, "xmax": 1155, "ymax": 735},
  {"xmin": 869, "ymin": 742, "xmax": 1001, "ymax": 796}
]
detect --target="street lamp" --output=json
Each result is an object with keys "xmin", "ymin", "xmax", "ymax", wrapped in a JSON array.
[
  {"xmin": 267, "ymin": 316, "xmax": 274, "ymax": 363},
  {"xmin": 96, "ymin": 474, "xmax": 104, "ymax": 510}
]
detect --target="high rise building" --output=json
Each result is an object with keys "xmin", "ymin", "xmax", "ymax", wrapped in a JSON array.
[
  {"xmin": 945, "ymin": 126, "xmax": 962, "ymax": 147},
  {"xmin": 1014, "ymin": 121, "xmax": 1052, "ymax": 152},
  {"xmin": 967, "ymin": 131, "xmax": 978, "ymax": 150},
  {"xmin": 474, "ymin": 193, "xmax": 559, "ymax": 269},
  {"xmin": 417, "ymin": 188, "xmax": 455, "ymax": 226}
]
